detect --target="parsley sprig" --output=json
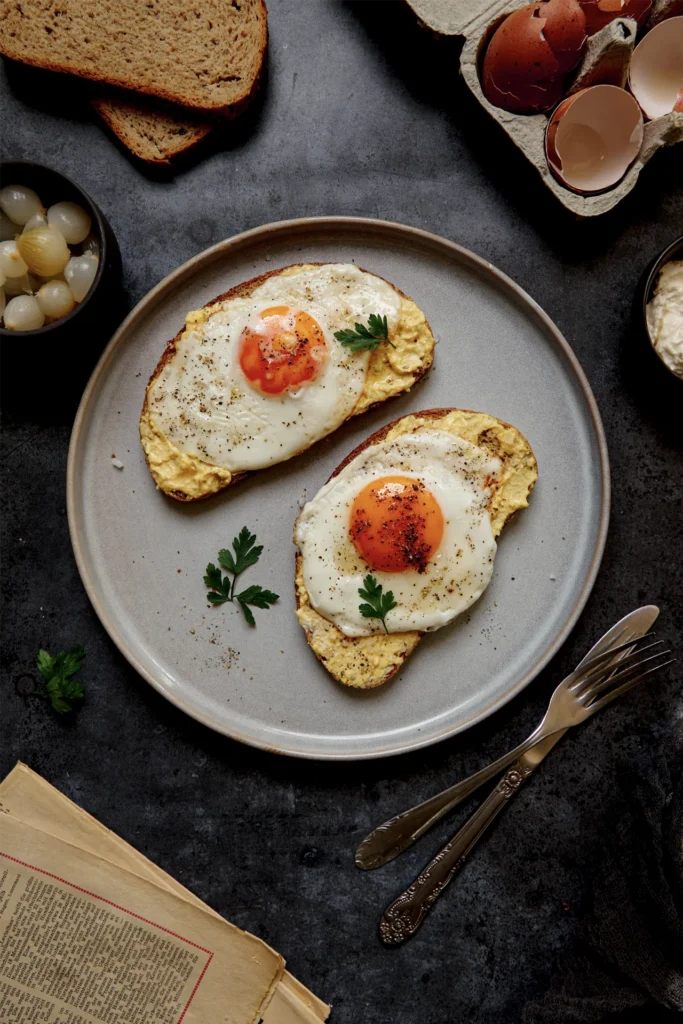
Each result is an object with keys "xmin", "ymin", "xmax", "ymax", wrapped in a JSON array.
[
  {"xmin": 358, "ymin": 575, "xmax": 397, "ymax": 634},
  {"xmin": 204, "ymin": 527, "xmax": 279, "ymax": 626},
  {"xmin": 32, "ymin": 646, "xmax": 85, "ymax": 714},
  {"xmin": 334, "ymin": 314, "xmax": 395, "ymax": 352}
]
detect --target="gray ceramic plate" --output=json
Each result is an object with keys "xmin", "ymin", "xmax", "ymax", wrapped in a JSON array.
[{"xmin": 67, "ymin": 217, "xmax": 609, "ymax": 760}]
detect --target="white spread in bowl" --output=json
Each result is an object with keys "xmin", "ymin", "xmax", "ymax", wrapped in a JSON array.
[{"xmin": 647, "ymin": 260, "xmax": 683, "ymax": 381}]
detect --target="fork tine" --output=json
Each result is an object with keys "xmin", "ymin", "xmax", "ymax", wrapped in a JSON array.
[
  {"xmin": 580, "ymin": 646, "xmax": 670, "ymax": 701},
  {"xmin": 571, "ymin": 637, "xmax": 662, "ymax": 692},
  {"xmin": 584, "ymin": 658, "xmax": 675, "ymax": 715}
]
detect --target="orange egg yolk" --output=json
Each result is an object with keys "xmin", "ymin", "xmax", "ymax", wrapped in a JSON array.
[
  {"xmin": 349, "ymin": 475, "xmax": 444, "ymax": 574},
  {"xmin": 239, "ymin": 305, "xmax": 327, "ymax": 396}
]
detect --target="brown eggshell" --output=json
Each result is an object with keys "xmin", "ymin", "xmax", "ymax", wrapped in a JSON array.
[
  {"xmin": 483, "ymin": 4, "xmax": 560, "ymax": 92},
  {"xmin": 482, "ymin": 67, "xmax": 565, "ymax": 113},
  {"xmin": 629, "ymin": 16, "xmax": 683, "ymax": 119},
  {"xmin": 579, "ymin": 0, "xmax": 652, "ymax": 34},
  {"xmin": 542, "ymin": 0, "xmax": 587, "ymax": 73},
  {"xmin": 482, "ymin": 0, "xmax": 586, "ymax": 113},
  {"xmin": 546, "ymin": 84, "xmax": 644, "ymax": 193}
]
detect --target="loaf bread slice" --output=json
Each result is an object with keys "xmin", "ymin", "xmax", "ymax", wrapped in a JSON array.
[
  {"xmin": 0, "ymin": 0, "xmax": 268, "ymax": 116},
  {"xmin": 294, "ymin": 409, "xmax": 538, "ymax": 689},
  {"xmin": 92, "ymin": 93, "xmax": 213, "ymax": 165},
  {"xmin": 140, "ymin": 263, "xmax": 436, "ymax": 502}
]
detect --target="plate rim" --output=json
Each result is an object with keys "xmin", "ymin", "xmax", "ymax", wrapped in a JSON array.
[{"xmin": 66, "ymin": 215, "xmax": 611, "ymax": 760}]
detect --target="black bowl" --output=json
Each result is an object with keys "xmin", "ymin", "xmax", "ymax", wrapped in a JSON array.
[
  {"xmin": 641, "ymin": 233, "xmax": 683, "ymax": 382},
  {"xmin": 0, "ymin": 160, "xmax": 121, "ymax": 342}
]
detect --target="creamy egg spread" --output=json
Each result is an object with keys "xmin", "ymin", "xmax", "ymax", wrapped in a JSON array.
[
  {"xmin": 139, "ymin": 264, "xmax": 435, "ymax": 500},
  {"xmin": 295, "ymin": 410, "xmax": 538, "ymax": 689},
  {"xmin": 647, "ymin": 260, "xmax": 683, "ymax": 380}
]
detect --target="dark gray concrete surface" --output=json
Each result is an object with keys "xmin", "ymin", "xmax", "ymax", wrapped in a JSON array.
[{"xmin": 1, "ymin": 3, "xmax": 682, "ymax": 1021}]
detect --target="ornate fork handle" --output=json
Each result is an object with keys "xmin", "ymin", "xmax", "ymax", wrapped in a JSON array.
[
  {"xmin": 356, "ymin": 730, "xmax": 543, "ymax": 870},
  {"xmin": 379, "ymin": 761, "xmax": 533, "ymax": 946}
]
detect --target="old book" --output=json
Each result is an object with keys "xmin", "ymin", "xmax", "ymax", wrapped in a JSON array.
[{"xmin": 0, "ymin": 763, "xmax": 329, "ymax": 1022}]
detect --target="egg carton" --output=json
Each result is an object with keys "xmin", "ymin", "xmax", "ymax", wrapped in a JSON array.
[{"xmin": 405, "ymin": 0, "xmax": 683, "ymax": 216}]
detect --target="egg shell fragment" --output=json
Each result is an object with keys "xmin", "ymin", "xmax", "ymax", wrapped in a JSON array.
[
  {"xmin": 579, "ymin": 0, "xmax": 652, "ymax": 34},
  {"xmin": 629, "ymin": 16, "xmax": 683, "ymax": 120},
  {"xmin": 546, "ymin": 83, "xmax": 644, "ymax": 193},
  {"xmin": 482, "ymin": 0, "xmax": 586, "ymax": 112}
]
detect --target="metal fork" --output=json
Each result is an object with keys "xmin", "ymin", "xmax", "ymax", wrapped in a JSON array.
[
  {"xmin": 357, "ymin": 627, "xmax": 668, "ymax": 871},
  {"xmin": 379, "ymin": 636, "xmax": 673, "ymax": 945}
]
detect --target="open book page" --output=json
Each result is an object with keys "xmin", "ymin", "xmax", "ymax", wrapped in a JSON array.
[
  {"xmin": 0, "ymin": 764, "xmax": 330, "ymax": 1022},
  {"xmin": 0, "ymin": 813, "xmax": 284, "ymax": 1024}
]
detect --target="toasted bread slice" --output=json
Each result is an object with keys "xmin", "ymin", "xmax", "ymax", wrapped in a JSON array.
[
  {"xmin": 92, "ymin": 93, "xmax": 213, "ymax": 165},
  {"xmin": 140, "ymin": 263, "xmax": 436, "ymax": 501},
  {"xmin": 0, "ymin": 0, "xmax": 267, "ymax": 116},
  {"xmin": 294, "ymin": 409, "xmax": 538, "ymax": 689}
]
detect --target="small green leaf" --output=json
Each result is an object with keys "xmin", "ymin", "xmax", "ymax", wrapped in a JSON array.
[
  {"xmin": 236, "ymin": 598, "xmax": 256, "ymax": 626},
  {"xmin": 217, "ymin": 548, "xmax": 236, "ymax": 574},
  {"xmin": 357, "ymin": 575, "xmax": 397, "ymax": 633},
  {"xmin": 37, "ymin": 649, "xmax": 54, "ymax": 681},
  {"xmin": 334, "ymin": 313, "xmax": 394, "ymax": 352}
]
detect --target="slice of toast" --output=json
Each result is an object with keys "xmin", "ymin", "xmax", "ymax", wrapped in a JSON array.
[
  {"xmin": 0, "ymin": 0, "xmax": 267, "ymax": 116},
  {"xmin": 140, "ymin": 264, "xmax": 436, "ymax": 502},
  {"xmin": 294, "ymin": 409, "xmax": 538, "ymax": 689},
  {"xmin": 92, "ymin": 93, "xmax": 213, "ymax": 165}
]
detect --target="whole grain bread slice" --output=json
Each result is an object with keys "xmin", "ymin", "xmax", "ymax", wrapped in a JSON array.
[
  {"xmin": 0, "ymin": 0, "xmax": 267, "ymax": 116},
  {"xmin": 92, "ymin": 93, "xmax": 213, "ymax": 165}
]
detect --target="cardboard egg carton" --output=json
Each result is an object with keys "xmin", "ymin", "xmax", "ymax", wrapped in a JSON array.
[{"xmin": 406, "ymin": 0, "xmax": 683, "ymax": 216}]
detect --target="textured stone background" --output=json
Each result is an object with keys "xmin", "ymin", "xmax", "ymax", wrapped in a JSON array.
[{"xmin": 1, "ymin": 3, "xmax": 682, "ymax": 1021}]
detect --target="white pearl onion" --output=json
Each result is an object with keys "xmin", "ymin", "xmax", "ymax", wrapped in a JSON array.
[
  {"xmin": 4, "ymin": 294, "xmax": 45, "ymax": 331},
  {"xmin": 0, "ymin": 211, "xmax": 17, "ymax": 242},
  {"xmin": 0, "ymin": 185, "xmax": 44, "ymax": 226},
  {"xmin": 0, "ymin": 240, "xmax": 29, "ymax": 279},
  {"xmin": 65, "ymin": 252, "xmax": 98, "ymax": 302},
  {"xmin": 48, "ymin": 202, "xmax": 92, "ymax": 245},
  {"xmin": 37, "ymin": 279, "xmax": 75, "ymax": 319},
  {"xmin": 0, "ymin": 288, "xmax": 5, "ymax": 320},
  {"xmin": 24, "ymin": 211, "xmax": 48, "ymax": 233}
]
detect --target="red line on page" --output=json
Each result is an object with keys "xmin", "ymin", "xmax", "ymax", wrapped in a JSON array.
[{"xmin": 0, "ymin": 850, "xmax": 214, "ymax": 1021}]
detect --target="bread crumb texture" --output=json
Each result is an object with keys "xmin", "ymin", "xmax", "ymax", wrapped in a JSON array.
[
  {"xmin": 92, "ymin": 93, "xmax": 213, "ymax": 164},
  {"xmin": 295, "ymin": 410, "xmax": 537, "ymax": 688},
  {"xmin": 0, "ymin": 0, "xmax": 267, "ymax": 114},
  {"xmin": 295, "ymin": 556, "xmax": 422, "ymax": 689}
]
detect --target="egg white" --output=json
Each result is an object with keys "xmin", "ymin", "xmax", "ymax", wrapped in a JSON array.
[
  {"xmin": 295, "ymin": 431, "xmax": 502, "ymax": 636},
  {"xmin": 147, "ymin": 264, "xmax": 402, "ymax": 472}
]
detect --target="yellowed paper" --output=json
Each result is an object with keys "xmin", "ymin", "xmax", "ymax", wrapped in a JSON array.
[
  {"xmin": 0, "ymin": 813, "xmax": 284, "ymax": 1024},
  {"xmin": 0, "ymin": 764, "xmax": 330, "ymax": 1022}
]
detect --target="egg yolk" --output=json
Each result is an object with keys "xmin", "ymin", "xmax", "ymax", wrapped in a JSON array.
[
  {"xmin": 349, "ymin": 475, "xmax": 444, "ymax": 573},
  {"xmin": 239, "ymin": 305, "xmax": 327, "ymax": 396}
]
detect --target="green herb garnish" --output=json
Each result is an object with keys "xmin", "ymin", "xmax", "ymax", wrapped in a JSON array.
[
  {"xmin": 204, "ymin": 526, "xmax": 279, "ymax": 626},
  {"xmin": 358, "ymin": 575, "xmax": 397, "ymax": 634},
  {"xmin": 334, "ymin": 314, "xmax": 395, "ymax": 352},
  {"xmin": 32, "ymin": 646, "xmax": 85, "ymax": 714}
]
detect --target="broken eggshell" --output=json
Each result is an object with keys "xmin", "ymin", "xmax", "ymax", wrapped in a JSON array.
[
  {"xmin": 579, "ymin": 0, "xmax": 652, "ymax": 35},
  {"xmin": 546, "ymin": 83, "xmax": 644, "ymax": 192},
  {"xmin": 629, "ymin": 16, "xmax": 683, "ymax": 120},
  {"xmin": 482, "ymin": 0, "xmax": 586, "ymax": 113}
]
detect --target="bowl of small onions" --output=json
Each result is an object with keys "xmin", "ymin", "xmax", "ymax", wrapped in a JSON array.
[{"xmin": 0, "ymin": 161, "xmax": 119, "ymax": 338}]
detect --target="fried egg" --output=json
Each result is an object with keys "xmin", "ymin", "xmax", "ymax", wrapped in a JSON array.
[
  {"xmin": 294, "ymin": 430, "xmax": 502, "ymax": 636},
  {"xmin": 145, "ymin": 264, "xmax": 402, "ymax": 473}
]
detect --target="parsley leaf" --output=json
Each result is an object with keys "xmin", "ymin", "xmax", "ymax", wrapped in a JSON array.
[
  {"xmin": 32, "ymin": 646, "xmax": 85, "ymax": 714},
  {"xmin": 204, "ymin": 528, "xmax": 278, "ymax": 625},
  {"xmin": 334, "ymin": 314, "xmax": 395, "ymax": 352},
  {"xmin": 358, "ymin": 575, "xmax": 397, "ymax": 634}
]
